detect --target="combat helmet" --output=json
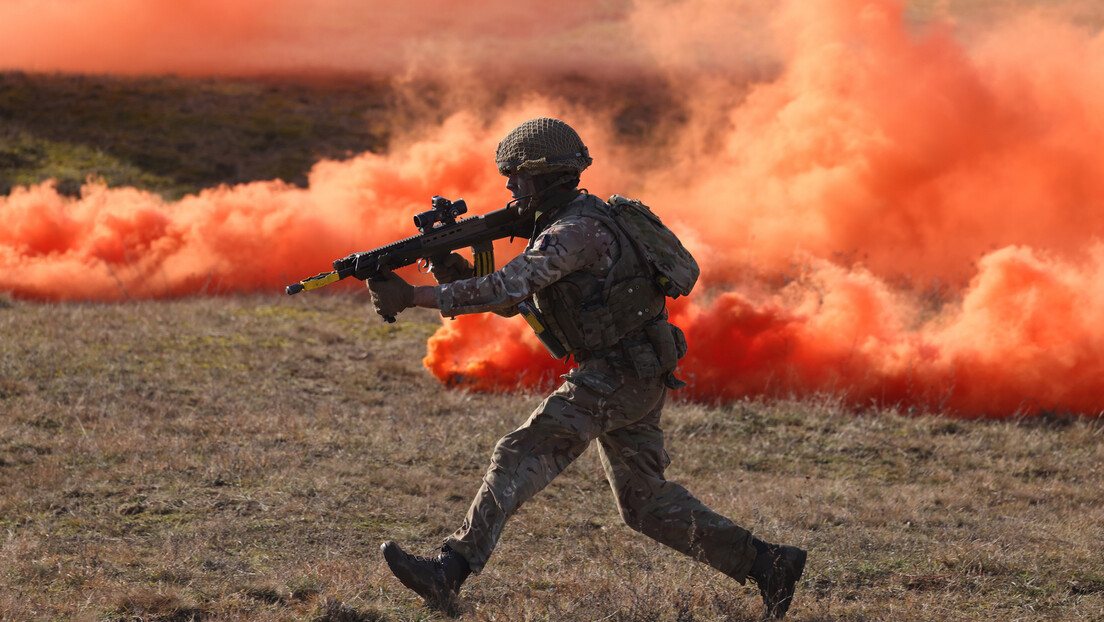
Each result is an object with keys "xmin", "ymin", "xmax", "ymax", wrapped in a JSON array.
[{"xmin": 495, "ymin": 118, "xmax": 592, "ymax": 177}]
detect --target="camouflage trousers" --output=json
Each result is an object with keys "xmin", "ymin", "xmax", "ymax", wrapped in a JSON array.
[{"xmin": 444, "ymin": 358, "xmax": 758, "ymax": 582}]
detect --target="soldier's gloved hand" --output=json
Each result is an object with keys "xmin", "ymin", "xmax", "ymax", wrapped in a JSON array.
[
  {"xmin": 430, "ymin": 253, "xmax": 474, "ymax": 284},
  {"xmin": 367, "ymin": 271, "xmax": 414, "ymax": 319}
]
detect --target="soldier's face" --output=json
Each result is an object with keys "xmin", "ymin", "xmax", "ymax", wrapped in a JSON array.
[
  {"xmin": 506, "ymin": 171, "xmax": 539, "ymax": 213},
  {"xmin": 506, "ymin": 171, "xmax": 537, "ymax": 199}
]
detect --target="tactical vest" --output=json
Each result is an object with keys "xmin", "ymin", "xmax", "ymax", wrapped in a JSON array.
[{"xmin": 529, "ymin": 194, "xmax": 687, "ymax": 379}]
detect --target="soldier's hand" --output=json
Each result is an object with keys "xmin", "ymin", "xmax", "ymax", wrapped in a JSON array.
[
  {"xmin": 430, "ymin": 253, "xmax": 474, "ymax": 284},
  {"xmin": 367, "ymin": 271, "xmax": 415, "ymax": 319}
]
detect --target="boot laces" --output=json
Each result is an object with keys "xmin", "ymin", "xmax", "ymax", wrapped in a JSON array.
[
  {"xmin": 407, "ymin": 546, "xmax": 451, "ymax": 567},
  {"xmin": 409, "ymin": 552, "xmax": 441, "ymax": 565}
]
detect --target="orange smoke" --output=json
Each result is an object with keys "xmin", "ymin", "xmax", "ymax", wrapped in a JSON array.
[
  {"xmin": 669, "ymin": 247, "xmax": 1104, "ymax": 416},
  {"xmin": 0, "ymin": 114, "xmax": 526, "ymax": 300},
  {"xmin": 4, "ymin": 0, "xmax": 1104, "ymax": 416},
  {"xmin": 426, "ymin": 0, "xmax": 1104, "ymax": 417},
  {"xmin": 0, "ymin": 0, "xmax": 662, "ymax": 78}
]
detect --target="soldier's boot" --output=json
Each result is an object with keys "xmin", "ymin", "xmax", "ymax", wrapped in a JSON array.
[
  {"xmin": 380, "ymin": 541, "xmax": 471, "ymax": 609},
  {"xmin": 747, "ymin": 538, "xmax": 807, "ymax": 620}
]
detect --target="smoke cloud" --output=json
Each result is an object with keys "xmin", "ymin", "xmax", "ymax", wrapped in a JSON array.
[{"xmin": 3, "ymin": 0, "xmax": 1103, "ymax": 416}]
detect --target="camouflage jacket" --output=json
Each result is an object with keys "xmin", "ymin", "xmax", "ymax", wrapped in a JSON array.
[{"xmin": 435, "ymin": 191, "xmax": 620, "ymax": 318}]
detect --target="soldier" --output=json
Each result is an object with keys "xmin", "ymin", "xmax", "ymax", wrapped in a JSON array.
[{"xmin": 367, "ymin": 118, "xmax": 807, "ymax": 619}]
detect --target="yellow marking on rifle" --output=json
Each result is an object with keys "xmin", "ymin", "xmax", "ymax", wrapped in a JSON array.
[
  {"xmin": 302, "ymin": 272, "xmax": 341, "ymax": 290},
  {"xmin": 521, "ymin": 307, "xmax": 546, "ymax": 334},
  {"xmin": 474, "ymin": 251, "xmax": 494, "ymax": 277}
]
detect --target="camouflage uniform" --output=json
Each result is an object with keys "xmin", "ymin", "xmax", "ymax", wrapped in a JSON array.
[{"xmin": 434, "ymin": 190, "xmax": 758, "ymax": 583}]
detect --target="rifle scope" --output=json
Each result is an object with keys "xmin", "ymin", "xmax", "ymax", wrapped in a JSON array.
[{"xmin": 413, "ymin": 196, "xmax": 468, "ymax": 233}]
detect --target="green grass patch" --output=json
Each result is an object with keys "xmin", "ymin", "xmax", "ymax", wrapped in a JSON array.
[
  {"xmin": 1, "ymin": 71, "xmax": 391, "ymax": 199},
  {"xmin": 0, "ymin": 130, "xmax": 183, "ymax": 196}
]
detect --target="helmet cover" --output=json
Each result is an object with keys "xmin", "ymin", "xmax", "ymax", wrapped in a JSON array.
[{"xmin": 495, "ymin": 118, "xmax": 592, "ymax": 176}]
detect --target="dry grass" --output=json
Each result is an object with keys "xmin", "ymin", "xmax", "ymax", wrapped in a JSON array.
[{"xmin": 2, "ymin": 294, "xmax": 1102, "ymax": 621}]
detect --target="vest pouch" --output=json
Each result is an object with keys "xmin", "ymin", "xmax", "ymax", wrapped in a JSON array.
[
  {"xmin": 644, "ymin": 320, "xmax": 679, "ymax": 371},
  {"xmin": 664, "ymin": 322, "xmax": 689, "ymax": 389},
  {"xmin": 606, "ymin": 276, "xmax": 660, "ymax": 335},
  {"xmin": 671, "ymin": 323, "xmax": 688, "ymax": 360},
  {"xmin": 577, "ymin": 305, "xmax": 619, "ymax": 351},
  {"xmin": 563, "ymin": 367, "xmax": 623, "ymax": 397},
  {"xmin": 622, "ymin": 340, "xmax": 663, "ymax": 378}
]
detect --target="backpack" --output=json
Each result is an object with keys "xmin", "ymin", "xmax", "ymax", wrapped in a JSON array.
[{"xmin": 604, "ymin": 195, "xmax": 699, "ymax": 298}]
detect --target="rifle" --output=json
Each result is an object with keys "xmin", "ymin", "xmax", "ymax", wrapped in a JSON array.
[{"xmin": 285, "ymin": 196, "xmax": 528, "ymax": 322}]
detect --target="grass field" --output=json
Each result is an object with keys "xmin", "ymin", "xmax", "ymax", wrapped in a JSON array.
[
  {"xmin": 0, "ymin": 72, "xmax": 395, "ymax": 199},
  {"xmin": 2, "ymin": 295, "xmax": 1103, "ymax": 621}
]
